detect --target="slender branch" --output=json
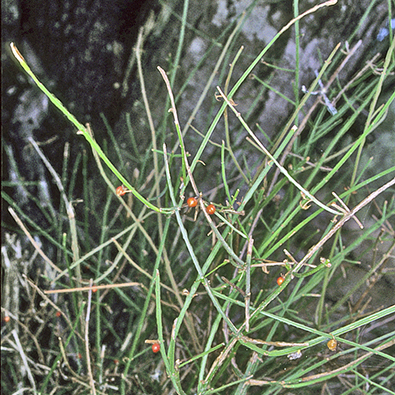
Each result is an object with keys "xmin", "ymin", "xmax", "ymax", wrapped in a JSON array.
[{"xmin": 217, "ymin": 86, "xmax": 342, "ymax": 216}]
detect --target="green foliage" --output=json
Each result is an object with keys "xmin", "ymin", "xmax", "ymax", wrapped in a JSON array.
[{"xmin": 2, "ymin": 1, "xmax": 395, "ymax": 394}]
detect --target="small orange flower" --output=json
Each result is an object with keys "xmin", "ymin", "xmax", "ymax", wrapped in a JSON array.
[
  {"xmin": 327, "ymin": 338, "xmax": 337, "ymax": 351},
  {"xmin": 277, "ymin": 276, "xmax": 285, "ymax": 286},
  {"xmin": 187, "ymin": 197, "xmax": 198, "ymax": 207},
  {"xmin": 206, "ymin": 204, "xmax": 216, "ymax": 215},
  {"xmin": 152, "ymin": 343, "xmax": 160, "ymax": 353},
  {"xmin": 116, "ymin": 185, "xmax": 127, "ymax": 196}
]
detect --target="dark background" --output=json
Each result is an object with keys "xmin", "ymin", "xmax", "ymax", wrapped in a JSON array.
[{"xmin": 2, "ymin": 0, "xmax": 393, "ymax": 255}]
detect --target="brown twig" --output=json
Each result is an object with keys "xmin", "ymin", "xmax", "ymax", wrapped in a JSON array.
[
  {"xmin": 294, "ymin": 177, "xmax": 395, "ymax": 271},
  {"xmin": 8, "ymin": 207, "xmax": 61, "ymax": 274},
  {"xmin": 44, "ymin": 281, "xmax": 141, "ymax": 294},
  {"xmin": 85, "ymin": 279, "xmax": 96, "ymax": 395}
]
